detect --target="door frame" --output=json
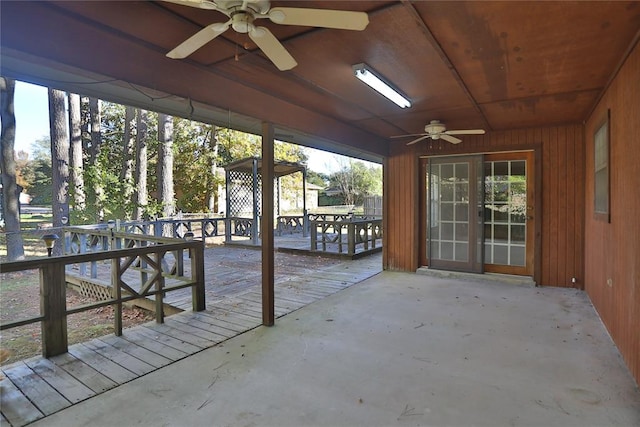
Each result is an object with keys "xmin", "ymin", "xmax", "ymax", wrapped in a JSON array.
[
  {"xmin": 426, "ymin": 155, "xmax": 484, "ymax": 273},
  {"xmin": 420, "ymin": 147, "xmax": 542, "ymax": 283},
  {"xmin": 483, "ymin": 151, "xmax": 535, "ymax": 276}
]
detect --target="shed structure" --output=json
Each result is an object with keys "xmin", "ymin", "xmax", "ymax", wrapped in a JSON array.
[{"xmin": 224, "ymin": 157, "xmax": 307, "ymax": 244}]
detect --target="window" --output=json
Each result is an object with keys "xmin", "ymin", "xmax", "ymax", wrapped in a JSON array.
[{"xmin": 594, "ymin": 109, "xmax": 610, "ymax": 222}]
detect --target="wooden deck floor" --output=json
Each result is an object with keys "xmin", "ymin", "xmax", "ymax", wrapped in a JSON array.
[{"xmin": 0, "ymin": 245, "xmax": 382, "ymax": 427}]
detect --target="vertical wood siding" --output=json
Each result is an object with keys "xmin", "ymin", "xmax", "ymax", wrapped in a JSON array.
[
  {"xmin": 584, "ymin": 42, "xmax": 640, "ymax": 386},
  {"xmin": 384, "ymin": 144, "xmax": 420, "ymax": 271},
  {"xmin": 384, "ymin": 123, "xmax": 585, "ymax": 289}
]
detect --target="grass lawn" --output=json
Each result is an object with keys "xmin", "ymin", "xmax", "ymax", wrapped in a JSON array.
[{"xmin": 1, "ymin": 211, "xmax": 54, "ymax": 260}]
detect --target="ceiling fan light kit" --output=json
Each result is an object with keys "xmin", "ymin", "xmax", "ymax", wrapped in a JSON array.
[
  {"xmin": 352, "ymin": 63, "xmax": 411, "ymax": 109},
  {"xmin": 164, "ymin": 0, "xmax": 369, "ymax": 71}
]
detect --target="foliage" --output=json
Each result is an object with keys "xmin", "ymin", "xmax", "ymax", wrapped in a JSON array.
[
  {"xmin": 18, "ymin": 137, "xmax": 52, "ymax": 205},
  {"xmin": 173, "ymin": 120, "xmax": 219, "ymax": 213},
  {"xmin": 306, "ymin": 170, "xmax": 329, "ymax": 187},
  {"xmin": 328, "ymin": 160, "xmax": 382, "ymax": 205},
  {"xmin": 12, "ymin": 82, "xmax": 330, "ymax": 222}
]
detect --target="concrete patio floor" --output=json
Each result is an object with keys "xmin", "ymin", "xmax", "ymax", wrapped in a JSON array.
[{"xmin": 32, "ymin": 271, "xmax": 640, "ymax": 427}]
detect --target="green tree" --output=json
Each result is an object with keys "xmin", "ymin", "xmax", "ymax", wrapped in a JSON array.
[
  {"xmin": 21, "ymin": 137, "xmax": 52, "ymax": 205},
  {"xmin": 328, "ymin": 160, "xmax": 382, "ymax": 206},
  {"xmin": 173, "ymin": 120, "xmax": 220, "ymax": 213},
  {"xmin": 306, "ymin": 170, "xmax": 329, "ymax": 187}
]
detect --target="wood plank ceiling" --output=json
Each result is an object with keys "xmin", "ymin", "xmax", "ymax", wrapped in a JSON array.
[{"xmin": 1, "ymin": 1, "xmax": 639, "ymax": 160}]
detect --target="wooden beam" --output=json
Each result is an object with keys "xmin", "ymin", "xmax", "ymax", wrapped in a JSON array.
[{"xmin": 261, "ymin": 122, "xmax": 275, "ymax": 326}]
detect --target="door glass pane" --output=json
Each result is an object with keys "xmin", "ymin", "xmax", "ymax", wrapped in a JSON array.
[
  {"xmin": 484, "ymin": 159, "xmax": 527, "ymax": 267},
  {"xmin": 429, "ymin": 160, "xmax": 471, "ymax": 264}
]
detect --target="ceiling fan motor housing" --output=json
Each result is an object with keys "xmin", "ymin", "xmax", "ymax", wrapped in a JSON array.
[
  {"xmin": 231, "ymin": 12, "xmax": 255, "ymax": 33},
  {"xmin": 425, "ymin": 120, "xmax": 446, "ymax": 135},
  {"xmin": 218, "ymin": 0, "xmax": 270, "ymax": 15}
]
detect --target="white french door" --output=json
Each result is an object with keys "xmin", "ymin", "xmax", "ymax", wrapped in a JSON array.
[{"xmin": 425, "ymin": 152, "xmax": 534, "ymax": 276}]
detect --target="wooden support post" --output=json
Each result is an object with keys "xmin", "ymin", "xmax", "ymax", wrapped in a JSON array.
[
  {"xmin": 191, "ymin": 242, "xmax": 206, "ymax": 312},
  {"xmin": 112, "ymin": 257, "xmax": 122, "ymax": 336},
  {"xmin": 40, "ymin": 262, "xmax": 68, "ymax": 357},
  {"xmin": 310, "ymin": 220, "xmax": 317, "ymax": 250},
  {"xmin": 155, "ymin": 252, "xmax": 165, "ymax": 324},
  {"xmin": 176, "ymin": 249, "xmax": 184, "ymax": 276},
  {"xmin": 225, "ymin": 169, "xmax": 232, "ymax": 243},
  {"xmin": 252, "ymin": 157, "xmax": 259, "ymax": 245},
  {"xmin": 302, "ymin": 168, "xmax": 308, "ymax": 237},
  {"xmin": 261, "ymin": 122, "xmax": 275, "ymax": 326}
]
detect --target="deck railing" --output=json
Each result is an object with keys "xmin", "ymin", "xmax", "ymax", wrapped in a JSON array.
[
  {"xmin": 276, "ymin": 215, "xmax": 307, "ymax": 236},
  {"xmin": 0, "ymin": 231, "xmax": 205, "ymax": 358},
  {"xmin": 74, "ymin": 217, "xmax": 226, "ymax": 240},
  {"xmin": 310, "ymin": 217, "xmax": 382, "ymax": 257}
]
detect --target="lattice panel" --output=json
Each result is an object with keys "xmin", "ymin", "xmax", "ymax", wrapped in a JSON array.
[
  {"xmin": 79, "ymin": 280, "xmax": 112, "ymax": 301},
  {"xmin": 227, "ymin": 170, "xmax": 262, "ymax": 217}
]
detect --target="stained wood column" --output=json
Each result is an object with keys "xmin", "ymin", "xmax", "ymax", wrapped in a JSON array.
[
  {"xmin": 40, "ymin": 262, "xmax": 68, "ymax": 357},
  {"xmin": 261, "ymin": 122, "xmax": 275, "ymax": 326}
]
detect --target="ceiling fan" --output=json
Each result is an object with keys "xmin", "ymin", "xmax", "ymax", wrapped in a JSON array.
[
  {"xmin": 162, "ymin": 0, "xmax": 369, "ymax": 71},
  {"xmin": 391, "ymin": 120, "xmax": 486, "ymax": 145}
]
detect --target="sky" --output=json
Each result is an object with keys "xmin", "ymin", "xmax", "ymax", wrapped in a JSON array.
[
  {"xmin": 13, "ymin": 81, "xmax": 51, "ymax": 154},
  {"xmin": 9, "ymin": 81, "xmax": 379, "ymax": 174}
]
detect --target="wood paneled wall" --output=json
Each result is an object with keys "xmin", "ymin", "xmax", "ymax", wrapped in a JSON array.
[
  {"xmin": 384, "ymin": 123, "xmax": 585, "ymax": 288},
  {"xmin": 584, "ymin": 41, "xmax": 640, "ymax": 386}
]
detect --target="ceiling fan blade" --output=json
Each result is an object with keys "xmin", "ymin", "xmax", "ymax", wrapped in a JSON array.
[
  {"xmin": 445, "ymin": 129, "xmax": 486, "ymax": 135},
  {"xmin": 440, "ymin": 134, "xmax": 462, "ymax": 144},
  {"xmin": 390, "ymin": 133, "xmax": 428, "ymax": 139},
  {"xmin": 406, "ymin": 135, "xmax": 431, "ymax": 146},
  {"xmin": 161, "ymin": 0, "xmax": 218, "ymax": 10},
  {"xmin": 249, "ymin": 26, "xmax": 297, "ymax": 71},
  {"xmin": 268, "ymin": 7, "xmax": 369, "ymax": 31},
  {"xmin": 167, "ymin": 21, "xmax": 230, "ymax": 59}
]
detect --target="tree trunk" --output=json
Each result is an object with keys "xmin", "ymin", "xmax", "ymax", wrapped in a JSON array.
[
  {"xmin": 121, "ymin": 106, "xmax": 135, "ymax": 218},
  {"xmin": 157, "ymin": 113, "xmax": 174, "ymax": 218},
  {"xmin": 68, "ymin": 92, "xmax": 85, "ymax": 215},
  {"xmin": 206, "ymin": 125, "xmax": 219, "ymax": 213},
  {"xmin": 88, "ymin": 97, "xmax": 104, "ymax": 221},
  {"xmin": 134, "ymin": 109, "xmax": 148, "ymax": 220},
  {"xmin": 48, "ymin": 88, "xmax": 70, "ymax": 256},
  {"xmin": 88, "ymin": 97, "xmax": 101, "ymax": 164},
  {"xmin": 0, "ymin": 77, "xmax": 25, "ymax": 260}
]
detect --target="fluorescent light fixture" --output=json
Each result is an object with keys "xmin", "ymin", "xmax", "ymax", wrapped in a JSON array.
[{"xmin": 352, "ymin": 63, "xmax": 411, "ymax": 108}]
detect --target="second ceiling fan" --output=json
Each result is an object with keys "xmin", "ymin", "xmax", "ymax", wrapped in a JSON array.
[
  {"xmin": 163, "ymin": 0, "xmax": 369, "ymax": 71},
  {"xmin": 392, "ymin": 120, "xmax": 486, "ymax": 145}
]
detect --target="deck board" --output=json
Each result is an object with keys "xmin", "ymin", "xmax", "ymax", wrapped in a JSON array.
[
  {"xmin": 49, "ymin": 353, "xmax": 117, "ymax": 394},
  {"xmin": 2, "ymin": 362, "xmax": 70, "ymax": 415},
  {"xmin": 118, "ymin": 330, "xmax": 190, "ymax": 362},
  {"xmin": 24, "ymin": 358, "xmax": 95, "ymax": 403},
  {"xmin": 82, "ymin": 338, "xmax": 156, "ymax": 376},
  {"xmin": 67, "ymin": 343, "xmax": 138, "ymax": 385},
  {"xmin": 122, "ymin": 327, "xmax": 201, "ymax": 355},
  {"xmin": 163, "ymin": 317, "xmax": 228, "ymax": 343},
  {"xmin": 0, "ymin": 375, "xmax": 44, "ymax": 426},
  {"xmin": 179, "ymin": 312, "xmax": 245, "ymax": 338},
  {"xmin": 98, "ymin": 336, "xmax": 172, "ymax": 369}
]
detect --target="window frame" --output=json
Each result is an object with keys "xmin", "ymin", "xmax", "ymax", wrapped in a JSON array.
[{"xmin": 593, "ymin": 109, "xmax": 611, "ymax": 222}]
